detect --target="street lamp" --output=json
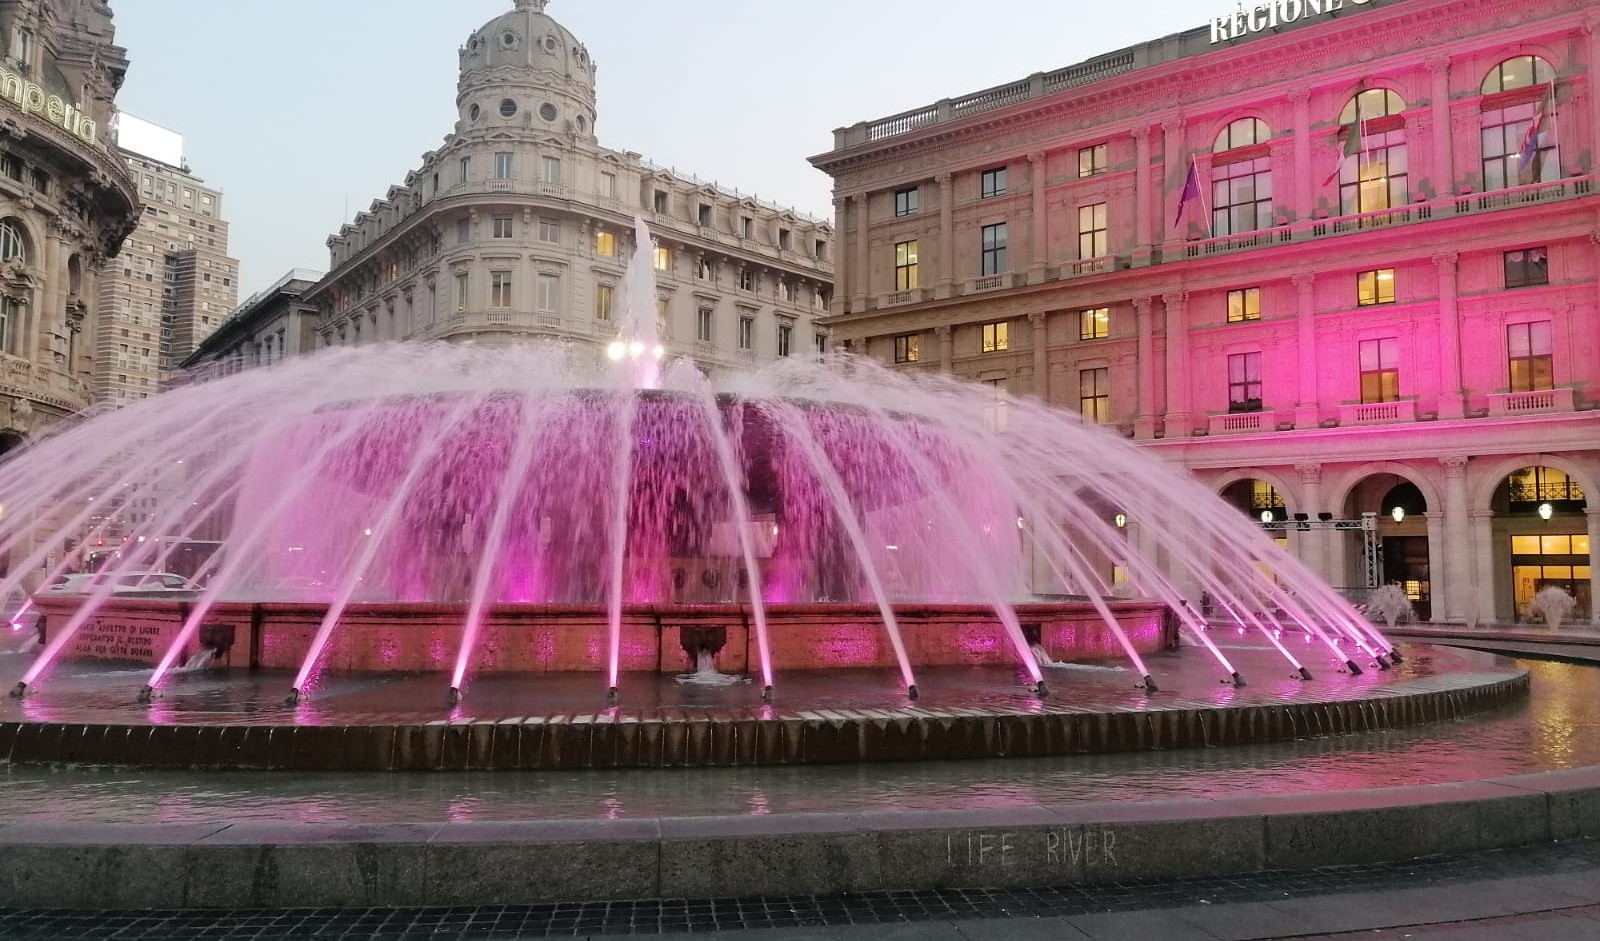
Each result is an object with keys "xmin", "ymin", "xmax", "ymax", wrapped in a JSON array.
[{"xmin": 1538, "ymin": 502, "xmax": 1554, "ymax": 520}]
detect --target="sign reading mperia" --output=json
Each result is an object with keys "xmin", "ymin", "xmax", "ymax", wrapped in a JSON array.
[
  {"xmin": 0, "ymin": 67, "xmax": 98, "ymax": 143},
  {"xmin": 1210, "ymin": 0, "xmax": 1372, "ymax": 43}
]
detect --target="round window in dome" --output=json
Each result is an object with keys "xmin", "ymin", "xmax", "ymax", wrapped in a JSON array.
[
  {"xmin": 499, "ymin": 98, "xmax": 518, "ymax": 118},
  {"xmin": 576, "ymin": 114, "xmax": 588, "ymax": 132},
  {"xmin": 539, "ymin": 103, "xmax": 557, "ymax": 122},
  {"xmin": 543, "ymin": 35, "xmax": 557, "ymax": 52},
  {"xmin": 500, "ymin": 30, "xmax": 517, "ymax": 48},
  {"xmin": 468, "ymin": 103, "xmax": 481, "ymax": 121}
]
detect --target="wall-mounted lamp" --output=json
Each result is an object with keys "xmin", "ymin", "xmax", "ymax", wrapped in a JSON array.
[
  {"xmin": 1260, "ymin": 510, "xmax": 1274, "ymax": 524},
  {"xmin": 1113, "ymin": 513, "xmax": 1127, "ymax": 529},
  {"xmin": 1391, "ymin": 506, "xmax": 1405, "ymax": 523},
  {"xmin": 1538, "ymin": 502, "xmax": 1555, "ymax": 520}
]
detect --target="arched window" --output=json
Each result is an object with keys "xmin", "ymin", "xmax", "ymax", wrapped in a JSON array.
[
  {"xmin": 1210, "ymin": 118, "xmax": 1272, "ymax": 236},
  {"xmin": 1480, "ymin": 56, "xmax": 1558, "ymax": 191},
  {"xmin": 0, "ymin": 219, "xmax": 27, "ymax": 264},
  {"xmin": 1336, "ymin": 89, "xmax": 1408, "ymax": 215}
]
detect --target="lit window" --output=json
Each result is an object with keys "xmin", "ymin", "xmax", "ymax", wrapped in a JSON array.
[
  {"xmin": 1078, "ymin": 143, "xmax": 1107, "ymax": 178},
  {"xmin": 1507, "ymin": 321, "xmax": 1553, "ymax": 392},
  {"xmin": 594, "ymin": 284, "xmax": 613, "ymax": 321},
  {"xmin": 595, "ymin": 230, "xmax": 615, "ymax": 256},
  {"xmin": 1078, "ymin": 203, "xmax": 1107, "ymax": 259},
  {"xmin": 492, "ymin": 215, "xmax": 514, "ymax": 239},
  {"xmin": 490, "ymin": 271, "xmax": 513, "ymax": 309},
  {"xmin": 1227, "ymin": 351, "xmax": 1263, "ymax": 412},
  {"xmin": 981, "ymin": 321, "xmax": 1009, "ymax": 353},
  {"xmin": 1357, "ymin": 268, "xmax": 1395, "ymax": 306},
  {"xmin": 653, "ymin": 246, "xmax": 670, "ymax": 271},
  {"xmin": 696, "ymin": 307, "xmax": 713, "ymax": 342},
  {"xmin": 1079, "ymin": 367, "xmax": 1110, "ymax": 423},
  {"xmin": 1504, "ymin": 247, "xmax": 1548, "ymax": 289},
  {"xmin": 1079, "ymin": 307, "xmax": 1109, "ymax": 340},
  {"xmin": 894, "ymin": 187, "xmax": 919, "ymax": 216},
  {"xmin": 536, "ymin": 274, "xmax": 559, "ymax": 313},
  {"xmin": 894, "ymin": 240, "xmax": 918, "ymax": 290},
  {"xmin": 1336, "ymin": 89, "xmax": 1408, "ymax": 214},
  {"xmin": 893, "ymin": 334, "xmax": 920, "ymax": 364},
  {"xmin": 980, "ymin": 167, "xmax": 1008, "ymax": 198},
  {"xmin": 980, "ymin": 223, "xmax": 1007, "ymax": 276},
  {"xmin": 1358, "ymin": 337, "xmax": 1400, "ymax": 404},
  {"xmin": 1227, "ymin": 288, "xmax": 1260, "ymax": 323},
  {"xmin": 1481, "ymin": 55, "xmax": 1556, "ymax": 95}
]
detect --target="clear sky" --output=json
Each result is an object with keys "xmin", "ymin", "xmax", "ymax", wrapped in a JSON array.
[{"xmin": 112, "ymin": 0, "xmax": 1210, "ymax": 296}]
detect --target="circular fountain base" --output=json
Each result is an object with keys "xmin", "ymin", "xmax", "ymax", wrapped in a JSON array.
[{"xmin": 0, "ymin": 641, "xmax": 1528, "ymax": 771}]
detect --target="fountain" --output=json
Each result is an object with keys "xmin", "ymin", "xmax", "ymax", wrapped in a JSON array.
[
  {"xmin": 0, "ymin": 217, "xmax": 1407, "ymax": 744},
  {"xmin": 1532, "ymin": 585, "xmax": 1577, "ymax": 630}
]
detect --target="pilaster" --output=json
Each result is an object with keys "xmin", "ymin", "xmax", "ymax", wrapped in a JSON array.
[
  {"xmin": 936, "ymin": 173, "xmax": 955, "ymax": 299},
  {"xmin": 1028, "ymin": 151, "xmax": 1049, "ymax": 284},
  {"xmin": 1292, "ymin": 272, "xmax": 1318, "ymax": 429},
  {"xmin": 1133, "ymin": 296, "xmax": 1157, "ymax": 438},
  {"xmin": 1029, "ymin": 310, "xmax": 1048, "ymax": 400},
  {"xmin": 1433, "ymin": 252, "xmax": 1464, "ymax": 419},
  {"xmin": 1161, "ymin": 290, "xmax": 1190, "ymax": 435}
]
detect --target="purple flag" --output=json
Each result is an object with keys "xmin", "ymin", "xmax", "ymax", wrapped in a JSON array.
[{"xmin": 1174, "ymin": 158, "xmax": 1201, "ymax": 227}]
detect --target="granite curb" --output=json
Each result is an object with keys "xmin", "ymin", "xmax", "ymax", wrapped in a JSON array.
[{"xmin": 2, "ymin": 762, "xmax": 1596, "ymax": 910}]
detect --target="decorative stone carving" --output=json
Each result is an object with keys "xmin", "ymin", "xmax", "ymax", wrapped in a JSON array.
[
  {"xmin": 1295, "ymin": 462, "xmax": 1322, "ymax": 484},
  {"xmin": 1431, "ymin": 251, "xmax": 1459, "ymax": 275},
  {"xmin": 1441, "ymin": 455, "xmax": 1469, "ymax": 477}
]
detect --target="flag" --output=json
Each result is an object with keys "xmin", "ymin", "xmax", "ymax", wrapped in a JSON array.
[
  {"xmin": 1322, "ymin": 114, "xmax": 1364, "ymax": 187},
  {"xmin": 1517, "ymin": 89, "xmax": 1550, "ymax": 182},
  {"xmin": 1173, "ymin": 157, "xmax": 1201, "ymax": 227}
]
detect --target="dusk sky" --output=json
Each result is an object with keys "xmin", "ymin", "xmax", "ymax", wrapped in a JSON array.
[{"xmin": 113, "ymin": 0, "xmax": 1211, "ymax": 295}]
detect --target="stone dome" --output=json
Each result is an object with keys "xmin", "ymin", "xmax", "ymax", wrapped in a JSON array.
[{"xmin": 457, "ymin": 0, "xmax": 597, "ymax": 139}]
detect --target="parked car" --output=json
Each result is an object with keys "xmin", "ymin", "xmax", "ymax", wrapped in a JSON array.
[{"xmin": 44, "ymin": 572, "xmax": 199, "ymax": 595}]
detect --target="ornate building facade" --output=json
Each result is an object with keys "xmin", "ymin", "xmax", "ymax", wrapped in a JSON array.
[
  {"xmin": 811, "ymin": 0, "xmax": 1600, "ymax": 623},
  {"xmin": 0, "ymin": 0, "xmax": 137, "ymax": 449},
  {"xmin": 303, "ymin": 0, "xmax": 832, "ymax": 371}
]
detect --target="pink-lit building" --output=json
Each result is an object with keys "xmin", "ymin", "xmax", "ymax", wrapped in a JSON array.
[{"xmin": 810, "ymin": 0, "xmax": 1600, "ymax": 624}]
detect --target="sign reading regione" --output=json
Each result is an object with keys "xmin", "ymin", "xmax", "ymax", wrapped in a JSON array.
[{"xmin": 1210, "ymin": 0, "xmax": 1373, "ymax": 44}]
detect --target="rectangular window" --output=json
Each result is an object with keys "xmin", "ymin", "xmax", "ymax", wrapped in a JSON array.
[
  {"xmin": 459, "ymin": 156, "xmax": 470, "ymax": 183},
  {"xmin": 981, "ymin": 321, "xmax": 1009, "ymax": 353},
  {"xmin": 696, "ymin": 307, "xmax": 713, "ymax": 342},
  {"xmin": 1078, "ymin": 203, "xmax": 1108, "ymax": 259},
  {"xmin": 1227, "ymin": 287, "xmax": 1261, "ymax": 323},
  {"xmin": 1227, "ymin": 352, "xmax": 1263, "ymax": 412},
  {"xmin": 653, "ymin": 246, "xmax": 670, "ymax": 271},
  {"xmin": 739, "ymin": 268, "xmax": 756, "ymax": 292},
  {"xmin": 894, "ymin": 334, "xmax": 920, "ymax": 364},
  {"xmin": 738, "ymin": 316, "xmax": 754, "ymax": 351},
  {"xmin": 980, "ymin": 223, "xmax": 1008, "ymax": 276},
  {"xmin": 595, "ymin": 230, "xmax": 615, "ymax": 256},
  {"xmin": 1078, "ymin": 144, "xmax": 1108, "ymax": 178},
  {"xmin": 456, "ymin": 218, "xmax": 470, "ymax": 244},
  {"xmin": 595, "ymin": 284, "xmax": 613, "ymax": 321},
  {"xmin": 657, "ymin": 298, "xmax": 670, "ymax": 338},
  {"xmin": 1358, "ymin": 337, "xmax": 1400, "ymax": 404},
  {"xmin": 697, "ymin": 259, "xmax": 713, "ymax": 281},
  {"xmin": 894, "ymin": 240, "xmax": 919, "ymax": 290},
  {"xmin": 778, "ymin": 228, "xmax": 791, "ymax": 250},
  {"xmin": 980, "ymin": 167, "xmax": 1008, "ymax": 198},
  {"xmin": 492, "ymin": 153, "xmax": 513, "ymax": 180},
  {"xmin": 490, "ymin": 271, "xmax": 513, "ymax": 309},
  {"xmin": 599, "ymin": 172, "xmax": 616, "ymax": 199},
  {"xmin": 492, "ymin": 215, "xmax": 514, "ymax": 239},
  {"xmin": 1507, "ymin": 321, "xmax": 1554, "ymax": 392},
  {"xmin": 454, "ymin": 273, "xmax": 469, "ymax": 311},
  {"xmin": 1357, "ymin": 268, "xmax": 1395, "ymax": 306},
  {"xmin": 894, "ymin": 187, "xmax": 919, "ymax": 216},
  {"xmin": 1079, "ymin": 307, "xmax": 1110, "ymax": 340},
  {"xmin": 653, "ymin": 190, "xmax": 669, "ymax": 213},
  {"xmin": 740, "ymin": 216, "xmax": 753, "ymax": 239},
  {"xmin": 697, "ymin": 204, "xmax": 712, "ymax": 226},
  {"xmin": 538, "ymin": 219, "xmax": 560, "ymax": 243},
  {"xmin": 1504, "ymin": 247, "xmax": 1549, "ymax": 288},
  {"xmin": 1079, "ymin": 367, "xmax": 1110, "ymax": 423},
  {"xmin": 778, "ymin": 323, "xmax": 793, "ymax": 357},
  {"xmin": 542, "ymin": 156, "xmax": 561, "ymax": 184},
  {"xmin": 1, "ymin": 155, "xmax": 21, "ymax": 180},
  {"xmin": 537, "ymin": 274, "xmax": 559, "ymax": 313},
  {"xmin": 0, "ymin": 297, "xmax": 14, "ymax": 354}
]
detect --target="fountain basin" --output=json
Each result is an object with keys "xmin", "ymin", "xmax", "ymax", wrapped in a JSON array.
[{"xmin": 33, "ymin": 596, "xmax": 1173, "ymax": 675}]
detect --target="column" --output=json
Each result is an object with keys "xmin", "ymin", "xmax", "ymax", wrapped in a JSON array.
[
  {"xmin": 1132, "ymin": 127, "xmax": 1153, "ymax": 265},
  {"xmin": 1292, "ymin": 272, "xmax": 1318, "ymax": 429},
  {"xmin": 36, "ymin": 230, "xmax": 62, "ymax": 361},
  {"xmin": 1589, "ymin": 508, "xmax": 1600, "ymax": 624},
  {"xmin": 936, "ymin": 173, "xmax": 955, "ymax": 299},
  {"xmin": 1470, "ymin": 510, "xmax": 1497, "ymax": 625},
  {"xmin": 936, "ymin": 324, "xmax": 953, "ymax": 374},
  {"xmin": 1296, "ymin": 463, "xmax": 1325, "ymax": 580},
  {"xmin": 1133, "ymin": 296, "xmax": 1157, "ymax": 438},
  {"xmin": 1028, "ymin": 151, "xmax": 1049, "ymax": 283},
  {"xmin": 1159, "ymin": 117, "xmax": 1185, "ymax": 253},
  {"xmin": 1587, "ymin": 16, "xmax": 1600, "ymax": 177},
  {"xmin": 1441, "ymin": 456, "xmax": 1470, "ymax": 621},
  {"xmin": 1290, "ymin": 88, "xmax": 1312, "ymax": 221},
  {"xmin": 851, "ymin": 194, "xmax": 869, "ymax": 311},
  {"xmin": 830, "ymin": 197, "xmax": 847, "ymax": 314},
  {"xmin": 1029, "ymin": 311, "xmax": 1048, "ymax": 401},
  {"xmin": 1162, "ymin": 290, "xmax": 1190, "ymax": 435},
  {"xmin": 1427, "ymin": 58, "xmax": 1453, "ymax": 195},
  {"xmin": 1433, "ymin": 252, "xmax": 1465, "ymax": 419}
]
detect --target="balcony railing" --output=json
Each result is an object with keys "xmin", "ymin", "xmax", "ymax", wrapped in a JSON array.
[
  {"xmin": 1338, "ymin": 399, "xmax": 1418, "ymax": 426},
  {"xmin": 1208, "ymin": 409, "xmax": 1275, "ymax": 435},
  {"xmin": 1488, "ymin": 387, "xmax": 1575, "ymax": 416}
]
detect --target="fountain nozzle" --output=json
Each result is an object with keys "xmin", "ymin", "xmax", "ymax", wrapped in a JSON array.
[
  {"xmin": 1297, "ymin": 666, "xmax": 1313, "ymax": 681},
  {"xmin": 761, "ymin": 685, "xmax": 774, "ymax": 703},
  {"xmin": 1139, "ymin": 674, "xmax": 1158, "ymax": 693},
  {"xmin": 136, "ymin": 685, "xmax": 154, "ymax": 704},
  {"xmin": 606, "ymin": 686, "xmax": 618, "ymax": 705},
  {"xmin": 1374, "ymin": 654, "xmax": 1392, "ymax": 670},
  {"xmin": 1229, "ymin": 671, "xmax": 1246, "ymax": 687},
  {"xmin": 1033, "ymin": 680, "xmax": 1050, "ymax": 699},
  {"xmin": 284, "ymin": 688, "xmax": 301, "ymax": 707},
  {"xmin": 1344, "ymin": 659, "xmax": 1364, "ymax": 676},
  {"xmin": 7, "ymin": 681, "xmax": 24, "ymax": 699},
  {"xmin": 906, "ymin": 683, "xmax": 919, "ymax": 701},
  {"xmin": 447, "ymin": 686, "xmax": 461, "ymax": 706}
]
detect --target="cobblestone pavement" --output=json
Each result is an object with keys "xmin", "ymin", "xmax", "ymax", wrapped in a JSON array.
[{"xmin": 1, "ymin": 837, "xmax": 1596, "ymax": 940}]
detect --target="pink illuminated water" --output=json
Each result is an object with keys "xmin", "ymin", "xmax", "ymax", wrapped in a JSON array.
[{"xmin": 0, "ymin": 218, "xmax": 1393, "ymax": 705}]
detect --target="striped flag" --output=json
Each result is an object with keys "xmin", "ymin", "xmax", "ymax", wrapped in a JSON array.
[
  {"xmin": 1173, "ymin": 156, "xmax": 1201, "ymax": 227},
  {"xmin": 1322, "ymin": 114, "xmax": 1364, "ymax": 187},
  {"xmin": 1517, "ymin": 89, "xmax": 1550, "ymax": 182}
]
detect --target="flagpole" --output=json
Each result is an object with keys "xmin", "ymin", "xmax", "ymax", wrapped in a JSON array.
[
  {"xmin": 1194, "ymin": 155, "xmax": 1214, "ymax": 238},
  {"xmin": 1547, "ymin": 83, "xmax": 1560, "ymax": 181}
]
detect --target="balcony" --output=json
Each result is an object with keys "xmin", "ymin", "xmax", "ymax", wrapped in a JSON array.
[
  {"xmin": 1338, "ymin": 399, "xmax": 1418, "ymax": 426},
  {"xmin": 878, "ymin": 288, "xmax": 927, "ymax": 308},
  {"xmin": 1208, "ymin": 409, "xmax": 1275, "ymax": 435},
  {"xmin": 967, "ymin": 272, "xmax": 1020, "ymax": 293},
  {"xmin": 1488, "ymin": 387, "xmax": 1575, "ymax": 417},
  {"xmin": 1061, "ymin": 255, "xmax": 1118, "ymax": 278}
]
